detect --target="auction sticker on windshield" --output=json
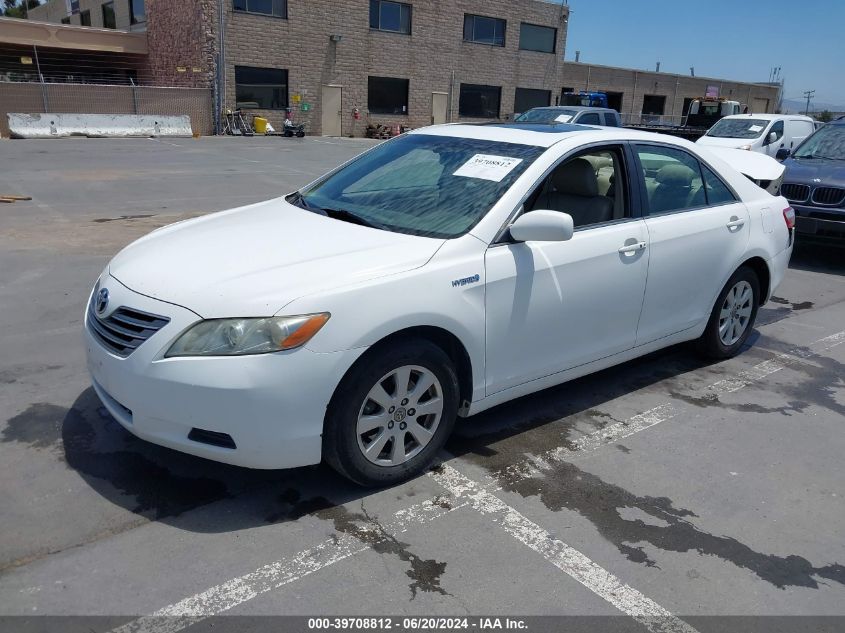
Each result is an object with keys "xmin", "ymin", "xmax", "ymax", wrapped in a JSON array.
[{"xmin": 454, "ymin": 154, "xmax": 523, "ymax": 182}]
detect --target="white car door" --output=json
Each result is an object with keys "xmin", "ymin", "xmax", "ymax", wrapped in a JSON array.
[
  {"xmin": 633, "ymin": 143, "xmax": 751, "ymax": 345},
  {"xmin": 485, "ymin": 144, "xmax": 650, "ymax": 394}
]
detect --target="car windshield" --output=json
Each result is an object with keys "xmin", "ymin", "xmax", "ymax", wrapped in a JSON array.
[
  {"xmin": 706, "ymin": 118, "xmax": 769, "ymax": 139},
  {"xmin": 295, "ymin": 134, "xmax": 544, "ymax": 238},
  {"xmin": 515, "ymin": 108, "xmax": 578, "ymax": 123},
  {"xmin": 792, "ymin": 124, "xmax": 845, "ymax": 160}
]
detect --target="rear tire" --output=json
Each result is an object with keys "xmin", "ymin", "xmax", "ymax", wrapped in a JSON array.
[
  {"xmin": 697, "ymin": 266, "xmax": 760, "ymax": 359},
  {"xmin": 323, "ymin": 339, "xmax": 459, "ymax": 487}
]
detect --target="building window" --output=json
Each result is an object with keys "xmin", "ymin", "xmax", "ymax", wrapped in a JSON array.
[
  {"xmin": 519, "ymin": 23, "xmax": 556, "ymax": 53},
  {"xmin": 235, "ymin": 66, "xmax": 288, "ymax": 109},
  {"xmin": 463, "ymin": 14, "xmax": 505, "ymax": 47},
  {"xmin": 130, "ymin": 0, "xmax": 145, "ymax": 24},
  {"xmin": 80, "ymin": 9, "xmax": 91, "ymax": 25},
  {"xmin": 514, "ymin": 87, "xmax": 550, "ymax": 114},
  {"xmin": 641, "ymin": 94, "xmax": 666, "ymax": 115},
  {"xmin": 233, "ymin": 0, "xmax": 287, "ymax": 18},
  {"xmin": 368, "ymin": 76, "xmax": 409, "ymax": 115},
  {"xmin": 370, "ymin": 0, "xmax": 411, "ymax": 34},
  {"xmin": 459, "ymin": 83, "xmax": 501, "ymax": 118},
  {"xmin": 101, "ymin": 2, "xmax": 116, "ymax": 29}
]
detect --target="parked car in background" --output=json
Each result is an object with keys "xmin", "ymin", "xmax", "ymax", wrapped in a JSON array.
[
  {"xmin": 515, "ymin": 106, "xmax": 622, "ymax": 127},
  {"xmin": 85, "ymin": 124, "xmax": 793, "ymax": 486},
  {"xmin": 780, "ymin": 115, "xmax": 845, "ymax": 240},
  {"xmin": 697, "ymin": 114, "xmax": 815, "ymax": 158}
]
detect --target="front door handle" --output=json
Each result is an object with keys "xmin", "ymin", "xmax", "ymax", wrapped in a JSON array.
[
  {"xmin": 618, "ymin": 241, "xmax": 647, "ymax": 254},
  {"xmin": 726, "ymin": 217, "xmax": 745, "ymax": 230}
]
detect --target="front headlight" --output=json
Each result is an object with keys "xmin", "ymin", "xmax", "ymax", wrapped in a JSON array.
[{"xmin": 165, "ymin": 313, "xmax": 330, "ymax": 357}]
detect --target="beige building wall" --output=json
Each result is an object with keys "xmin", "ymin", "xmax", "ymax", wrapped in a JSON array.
[
  {"xmin": 561, "ymin": 62, "xmax": 779, "ymax": 118},
  {"xmin": 18, "ymin": 0, "xmax": 781, "ymax": 135},
  {"xmin": 220, "ymin": 0, "xmax": 569, "ymax": 136}
]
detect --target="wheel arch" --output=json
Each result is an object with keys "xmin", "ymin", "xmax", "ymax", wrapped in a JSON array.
[
  {"xmin": 331, "ymin": 325, "xmax": 475, "ymax": 415},
  {"xmin": 739, "ymin": 256, "xmax": 771, "ymax": 304}
]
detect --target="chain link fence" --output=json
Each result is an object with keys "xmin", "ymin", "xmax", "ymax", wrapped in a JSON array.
[{"xmin": 0, "ymin": 81, "xmax": 214, "ymax": 137}]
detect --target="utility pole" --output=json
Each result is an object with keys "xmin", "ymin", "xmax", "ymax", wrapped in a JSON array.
[{"xmin": 803, "ymin": 89, "xmax": 815, "ymax": 115}]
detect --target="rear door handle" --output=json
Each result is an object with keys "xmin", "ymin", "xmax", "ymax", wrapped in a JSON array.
[
  {"xmin": 726, "ymin": 217, "xmax": 745, "ymax": 230},
  {"xmin": 618, "ymin": 241, "xmax": 647, "ymax": 254}
]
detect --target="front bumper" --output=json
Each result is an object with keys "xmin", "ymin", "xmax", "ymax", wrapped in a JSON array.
[
  {"xmin": 793, "ymin": 204, "xmax": 845, "ymax": 240},
  {"xmin": 84, "ymin": 275, "xmax": 365, "ymax": 469}
]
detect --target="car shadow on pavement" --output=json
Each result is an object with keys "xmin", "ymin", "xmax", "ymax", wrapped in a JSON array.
[
  {"xmin": 52, "ymin": 332, "xmax": 845, "ymax": 590},
  {"xmin": 54, "ymin": 340, "xmax": 721, "ymax": 534}
]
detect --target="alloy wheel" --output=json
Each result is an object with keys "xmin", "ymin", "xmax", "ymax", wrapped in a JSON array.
[
  {"xmin": 718, "ymin": 280, "xmax": 753, "ymax": 346},
  {"xmin": 356, "ymin": 365, "xmax": 444, "ymax": 467}
]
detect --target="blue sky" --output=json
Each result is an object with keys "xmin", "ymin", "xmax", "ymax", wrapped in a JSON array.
[{"xmin": 564, "ymin": 0, "xmax": 845, "ymax": 107}]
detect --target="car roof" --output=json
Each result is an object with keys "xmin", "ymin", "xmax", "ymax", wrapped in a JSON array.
[
  {"xmin": 407, "ymin": 122, "xmax": 693, "ymax": 148},
  {"xmin": 720, "ymin": 113, "xmax": 814, "ymax": 122}
]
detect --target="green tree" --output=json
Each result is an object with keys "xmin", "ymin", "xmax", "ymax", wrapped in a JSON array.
[
  {"xmin": 818, "ymin": 110, "xmax": 833, "ymax": 123},
  {"xmin": 1, "ymin": 0, "xmax": 42, "ymax": 19}
]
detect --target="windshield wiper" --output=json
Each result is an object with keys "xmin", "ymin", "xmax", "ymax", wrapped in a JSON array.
[
  {"xmin": 287, "ymin": 191, "xmax": 320, "ymax": 212},
  {"xmin": 321, "ymin": 207, "xmax": 384, "ymax": 230}
]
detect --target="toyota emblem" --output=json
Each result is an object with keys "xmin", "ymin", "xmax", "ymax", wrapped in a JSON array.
[{"xmin": 96, "ymin": 288, "xmax": 110, "ymax": 314}]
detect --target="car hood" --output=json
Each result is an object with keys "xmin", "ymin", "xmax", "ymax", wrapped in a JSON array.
[
  {"xmin": 782, "ymin": 157, "xmax": 845, "ymax": 187},
  {"xmin": 696, "ymin": 136, "xmax": 758, "ymax": 149},
  {"xmin": 108, "ymin": 197, "xmax": 445, "ymax": 318}
]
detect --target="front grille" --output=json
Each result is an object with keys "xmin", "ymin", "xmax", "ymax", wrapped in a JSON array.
[
  {"xmin": 87, "ymin": 303, "xmax": 170, "ymax": 357},
  {"xmin": 781, "ymin": 183, "xmax": 810, "ymax": 203},
  {"xmin": 811, "ymin": 186, "xmax": 845, "ymax": 207}
]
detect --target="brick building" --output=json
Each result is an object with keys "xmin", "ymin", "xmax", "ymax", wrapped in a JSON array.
[{"xmin": 7, "ymin": 0, "xmax": 781, "ymax": 136}]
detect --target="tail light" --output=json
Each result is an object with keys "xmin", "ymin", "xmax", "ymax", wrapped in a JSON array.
[{"xmin": 783, "ymin": 206, "xmax": 795, "ymax": 230}]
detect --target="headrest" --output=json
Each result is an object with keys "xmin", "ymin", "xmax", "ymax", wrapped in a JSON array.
[
  {"xmin": 552, "ymin": 158, "xmax": 598, "ymax": 197},
  {"xmin": 656, "ymin": 164, "xmax": 695, "ymax": 186},
  {"xmin": 583, "ymin": 155, "xmax": 613, "ymax": 171}
]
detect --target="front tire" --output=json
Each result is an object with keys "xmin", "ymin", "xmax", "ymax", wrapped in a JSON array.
[
  {"xmin": 323, "ymin": 340, "xmax": 459, "ymax": 487},
  {"xmin": 697, "ymin": 266, "xmax": 760, "ymax": 359}
]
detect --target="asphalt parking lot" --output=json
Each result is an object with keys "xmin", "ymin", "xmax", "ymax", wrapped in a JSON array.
[{"xmin": 0, "ymin": 136, "xmax": 843, "ymax": 632}]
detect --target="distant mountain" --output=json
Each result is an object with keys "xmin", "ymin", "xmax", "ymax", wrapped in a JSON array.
[{"xmin": 781, "ymin": 98, "xmax": 845, "ymax": 114}]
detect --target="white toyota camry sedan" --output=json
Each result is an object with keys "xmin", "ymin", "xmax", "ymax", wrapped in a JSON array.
[{"xmin": 85, "ymin": 123, "xmax": 794, "ymax": 485}]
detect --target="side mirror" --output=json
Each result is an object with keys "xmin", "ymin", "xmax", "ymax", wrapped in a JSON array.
[
  {"xmin": 509, "ymin": 210, "xmax": 574, "ymax": 243},
  {"xmin": 776, "ymin": 147, "xmax": 791, "ymax": 160},
  {"xmin": 766, "ymin": 131, "xmax": 778, "ymax": 145}
]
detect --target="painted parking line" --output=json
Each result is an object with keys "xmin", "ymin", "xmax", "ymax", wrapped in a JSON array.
[
  {"xmin": 110, "ymin": 498, "xmax": 468, "ymax": 633},
  {"xmin": 430, "ymin": 464, "xmax": 699, "ymax": 633},
  {"xmin": 708, "ymin": 330, "xmax": 845, "ymax": 395},
  {"xmin": 109, "ymin": 328, "xmax": 844, "ymax": 632}
]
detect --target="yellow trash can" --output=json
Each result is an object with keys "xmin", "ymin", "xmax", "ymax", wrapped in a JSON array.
[{"xmin": 253, "ymin": 116, "xmax": 268, "ymax": 135}]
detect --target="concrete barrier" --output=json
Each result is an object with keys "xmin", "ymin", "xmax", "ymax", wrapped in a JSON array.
[{"xmin": 7, "ymin": 113, "xmax": 194, "ymax": 139}]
